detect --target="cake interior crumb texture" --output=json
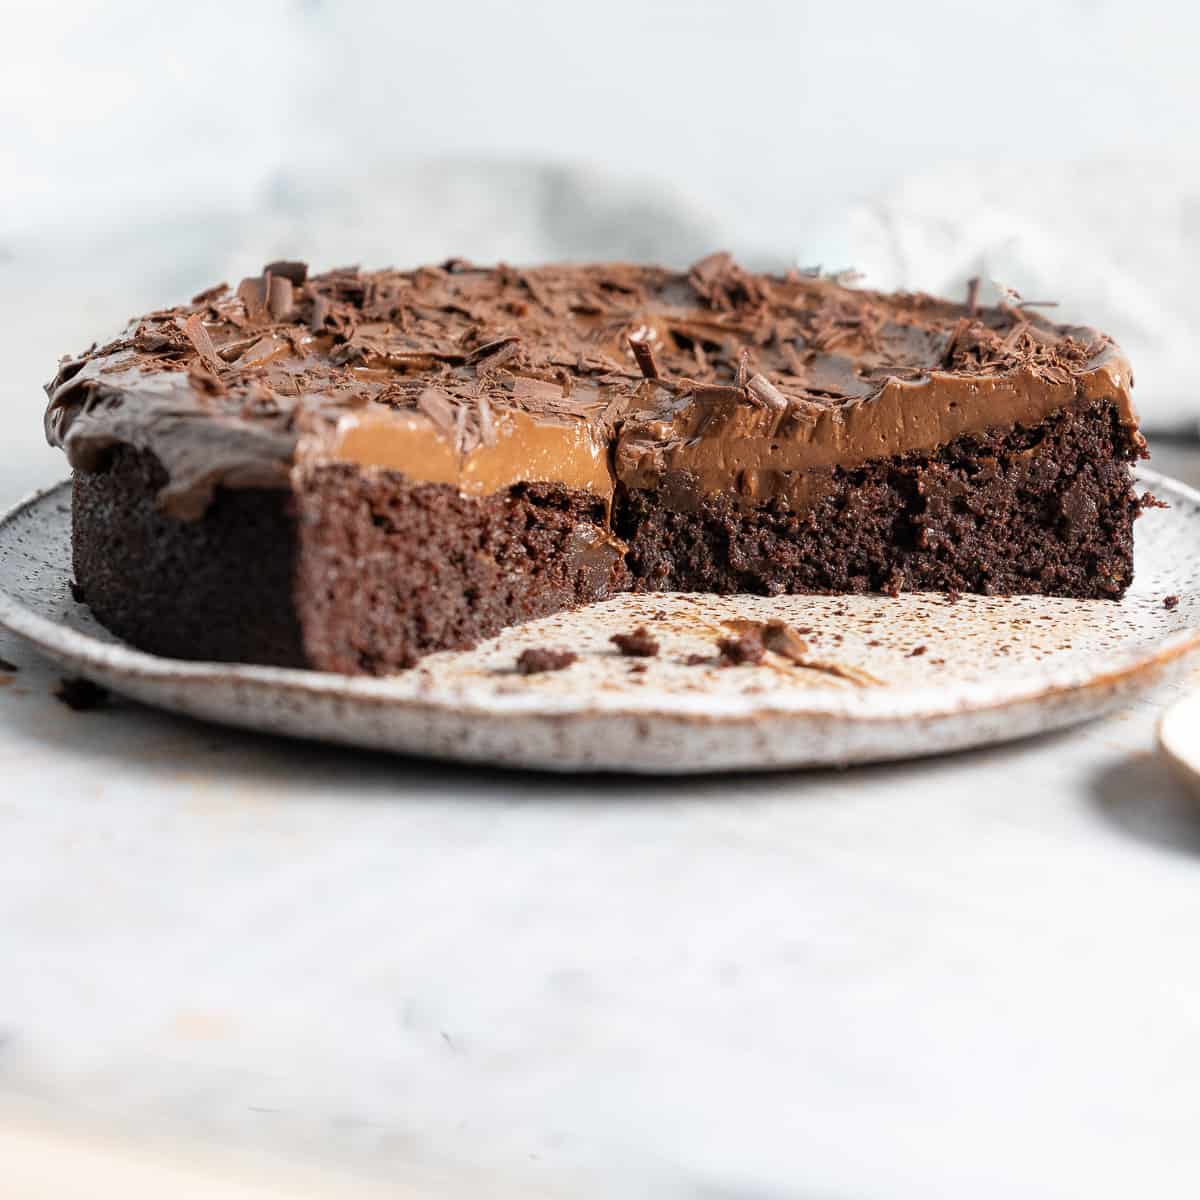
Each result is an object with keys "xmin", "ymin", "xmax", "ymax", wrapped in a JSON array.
[{"xmin": 51, "ymin": 256, "xmax": 1148, "ymax": 675}]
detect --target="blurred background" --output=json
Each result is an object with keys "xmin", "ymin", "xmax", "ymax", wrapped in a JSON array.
[{"xmin": 6, "ymin": 0, "xmax": 1200, "ymax": 505}]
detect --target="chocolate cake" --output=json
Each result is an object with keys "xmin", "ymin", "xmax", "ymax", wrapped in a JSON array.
[{"xmin": 45, "ymin": 255, "xmax": 1147, "ymax": 674}]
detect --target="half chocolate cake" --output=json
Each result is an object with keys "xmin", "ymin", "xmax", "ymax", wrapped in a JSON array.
[{"xmin": 45, "ymin": 255, "xmax": 1147, "ymax": 675}]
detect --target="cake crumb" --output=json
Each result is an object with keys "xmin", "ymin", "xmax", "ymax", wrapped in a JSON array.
[
  {"xmin": 54, "ymin": 677, "xmax": 109, "ymax": 711},
  {"xmin": 628, "ymin": 662, "xmax": 648, "ymax": 674},
  {"xmin": 1164, "ymin": 594, "xmax": 1180, "ymax": 610},
  {"xmin": 515, "ymin": 648, "xmax": 577, "ymax": 675},
  {"xmin": 761, "ymin": 620, "xmax": 809, "ymax": 662},
  {"xmin": 717, "ymin": 631, "xmax": 765, "ymax": 666},
  {"xmin": 610, "ymin": 627, "xmax": 660, "ymax": 657}
]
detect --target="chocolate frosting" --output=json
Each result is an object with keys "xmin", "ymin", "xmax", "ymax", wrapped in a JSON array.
[{"xmin": 45, "ymin": 254, "xmax": 1140, "ymax": 519}]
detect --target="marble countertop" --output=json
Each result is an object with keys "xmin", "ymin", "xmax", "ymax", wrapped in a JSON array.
[{"xmin": 2, "ymin": 443, "xmax": 1199, "ymax": 1198}]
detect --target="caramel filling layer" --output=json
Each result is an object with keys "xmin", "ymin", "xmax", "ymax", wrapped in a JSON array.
[{"xmin": 323, "ymin": 407, "xmax": 615, "ymax": 500}]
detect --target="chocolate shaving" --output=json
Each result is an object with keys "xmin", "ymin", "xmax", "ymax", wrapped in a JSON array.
[
  {"xmin": 468, "ymin": 336, "xmax": 521, "ymax": 369},
  {"xmin": 237, "ymin": 276, "xmax": 269, "ymax": 325},
  {"xmin": 965, "ymin": 277, "xmax": 980, "ymax": 317},
  {"xmin": 476, "ymin": 395, "xmax": 497, "ymax": 447},
  {"xmin": 309, "ymin": 293, "xmax": 332, "ymax": 332},
  {"xmin": 178, "ymin": 313, "xmax": 225, "ymax": 375},
  {"xmin": 191, "ymin": 282, "xmax": 229, "ymax": 305},
  {"xmin": 746, "ymin": 373, "xmax": 787, "ymax": 410},
  {"xmin": 187, "ymin": 364, "xmax": 227, "ymax": 397},
  {"xmin": 940, "ymin": 317, "xmax": 970, "ymax": 367},
  {"xmin": 628, "ymin": 335, "xmax": 660, "ymax": 380},
  {"xmin": 518, "ymin": 270, "xmax": 553, "ymax": 312},
  {"xmin": 264, "ymin": 260, "xmax": 308, "ymax": 286},
  {"xmin": 266, "ymin": 274, "xmax": 295, "ymax": 321},
  {"xmin": 416, "ymin": 387, "xmax": 456, "ymax": 435}
]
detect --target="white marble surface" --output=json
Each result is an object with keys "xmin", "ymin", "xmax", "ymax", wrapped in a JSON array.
[{"xmin": 2, "ymin": 447, "xmax": 1200, "ymax": 1198}]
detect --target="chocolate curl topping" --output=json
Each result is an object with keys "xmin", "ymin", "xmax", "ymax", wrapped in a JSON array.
[
  {"xmin": 263, "ymin": 260, "xmax": 308, "ymax": 286},
  {"xmin": 736, "ymin": 348, "xmax": 751, "ymax": 389},
  {"xmin": 187, "ymin": 363, "xmax": 227, "ymax": 398},
  {"xmin": 309, "ymin": 293, "xmax": 331, "ymax": 333},
  {"xmin": 468, "ymin": 335, "xmax": 522, "ymax": 370},
  {"xmin": 191, "ymin": 281, "xmax": 229, "ymax": 305},
  {"xmin": 266, "ymin": 274, "xmax": 295, "ymax": 321},
  {"xmin": 42, "ymin": 255, "xmax": 1131, "ymax": 535},
  {"xmin": 178, "ymin": 313, "xmax": 225, "ymax": 376},
  {"xmin": 237, "ymin": 276, "xmax": 269, "ymax": 325},
  {"xmin": 965, "ymin": 276, "xmax": 980, "ymax": 317},
  {"xmin": 416, "ymin": 386, "xmax": 455, "ymax": 435},
  {"xmin": 746, "ymin": 372, "xmax": 788, "ymax": 411},
  {"xmin": 628, "ymin": 332, "xmax": 660, "ymax": 380},
  {"xmin": 941, "ymin": 317, "xmax": 970, "ymax": 368},
  {"xmin": 476, "ymin": 395, "xmax": 497, "ymax": 447}
]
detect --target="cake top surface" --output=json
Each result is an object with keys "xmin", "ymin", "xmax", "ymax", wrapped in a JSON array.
[{"xmin": 44, "ymin": 255, "xmax": 1136, "ymax": 517}]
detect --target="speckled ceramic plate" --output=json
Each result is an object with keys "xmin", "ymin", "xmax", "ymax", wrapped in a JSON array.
[{"xmin": 1, "ymin": 471, "xmax": 1198, "ymax": 772}]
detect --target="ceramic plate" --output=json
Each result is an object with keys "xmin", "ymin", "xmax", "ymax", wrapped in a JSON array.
[{"xmin": 1, "ymin": 472, "xmax": 1197, "ymax": 773}]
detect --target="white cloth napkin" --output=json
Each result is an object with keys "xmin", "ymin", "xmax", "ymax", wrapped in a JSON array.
[{"xmin": 830, "ymin": 157, "xmax": 1200, "ymax": 432}]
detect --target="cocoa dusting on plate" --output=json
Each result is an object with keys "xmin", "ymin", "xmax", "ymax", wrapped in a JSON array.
[
  {"xmin": 611, "ymin": 627, "xmax": 660, "ymax": 657},
  {"xmin": 515, "ymin": 647, "xmax": 577, "ymax": 675}
]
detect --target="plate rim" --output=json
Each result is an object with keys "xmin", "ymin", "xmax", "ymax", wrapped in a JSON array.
[{"xmin": 1, "ymin": 469, "xmax": 1198, "ymax": 731}]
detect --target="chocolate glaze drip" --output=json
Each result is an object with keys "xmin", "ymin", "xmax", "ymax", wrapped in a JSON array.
[{"xmin": 45, "ymin": 255, "xmax": 1140, "ymax": 519}]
